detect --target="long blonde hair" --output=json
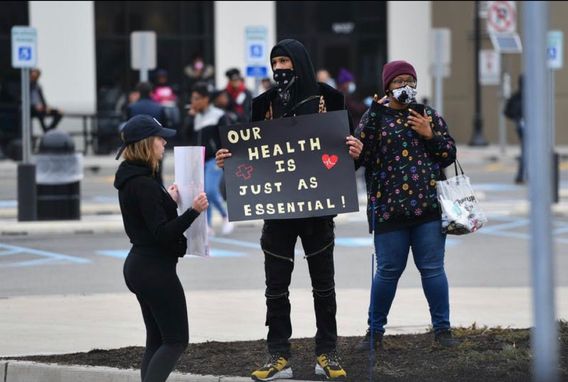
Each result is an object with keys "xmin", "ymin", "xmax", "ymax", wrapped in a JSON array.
[{"xmin": 122, "ymin": 136, "xmax": 160, "ymax": 175}]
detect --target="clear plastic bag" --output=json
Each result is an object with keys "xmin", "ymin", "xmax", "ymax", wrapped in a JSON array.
[{"xmin": 436, "ymin": 162, "xmax": 487, "ymax": 235}]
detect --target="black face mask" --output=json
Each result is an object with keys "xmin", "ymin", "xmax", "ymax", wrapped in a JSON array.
[{"xmin": 273, "ymin": 68, "xmax": 296, "ymax": 106}]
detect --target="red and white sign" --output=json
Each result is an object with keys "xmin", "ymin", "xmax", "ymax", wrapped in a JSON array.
[
  {"xmin": 480, "ymin": 50, "xmax": 501, "ymax": 86},
  {"xmin": 486, "ymin": 1, "xmax": 516, "ymax": 34}
]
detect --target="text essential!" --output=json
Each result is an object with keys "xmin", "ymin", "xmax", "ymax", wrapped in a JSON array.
[{"xmin": 220, "ymin": 111, "xmax": 359, "ymax": 221}]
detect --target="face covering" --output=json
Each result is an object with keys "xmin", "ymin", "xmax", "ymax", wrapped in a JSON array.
[
  {"xmin": 391, "ymin": 85, "xmax": 417, "ymax": 104},
  {"xmin": 347, "ymin": 82, "xmax": 356, "ymax": 94},
  {"xmin": 194, "ymin": 60, "xmax": 204, "ymax": 71},
  {"xmin": 273, "ymin": 68, "xmax": 296, "ymax": 106}
]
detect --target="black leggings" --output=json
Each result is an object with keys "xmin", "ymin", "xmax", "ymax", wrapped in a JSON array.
[{"xmin": 124, "ymin": 252, "xmax": 189, "ymax": 382}]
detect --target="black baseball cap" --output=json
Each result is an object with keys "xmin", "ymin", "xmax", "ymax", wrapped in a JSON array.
[{"xmin": 115, "ymin": 115, "xmax": 176, "ymax": 160}]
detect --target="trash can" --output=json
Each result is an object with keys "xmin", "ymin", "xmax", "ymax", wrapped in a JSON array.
[{"xmin": 35, "ymin": 130, "xmax": 83, "ymax": 220}]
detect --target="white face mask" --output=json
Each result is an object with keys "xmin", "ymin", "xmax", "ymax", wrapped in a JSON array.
[
  {"xmin": 347, "ymin": 82, "xmax": 356, "ymax": 94},
  {"xmin": 391, "ymin": 85, "xmax": 417, "ymax": 104}
]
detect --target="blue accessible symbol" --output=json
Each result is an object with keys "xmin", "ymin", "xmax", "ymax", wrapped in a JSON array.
[
  {"xmin": 250, "ymin": 44, "xmax": 263, "ymax": 58},
  {"xmin": 18, "ymin": 46, "xmax": 32, "ymax": 61}
]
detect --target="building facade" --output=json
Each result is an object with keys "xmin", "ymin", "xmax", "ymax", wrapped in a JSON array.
[{"xmin": 1, "ymin": 1, "xmax": 567, "ymax": 146}]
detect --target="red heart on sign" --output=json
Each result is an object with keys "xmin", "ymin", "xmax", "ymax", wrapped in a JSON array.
[{"xmin": 322, "ymin": 154, "xmax": 338, "ymax": 170}]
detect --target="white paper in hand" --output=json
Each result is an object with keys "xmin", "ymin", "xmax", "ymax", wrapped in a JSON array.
[{"xmin": 174, "ymin": 146, "xmax": 209, "ymax": 256}]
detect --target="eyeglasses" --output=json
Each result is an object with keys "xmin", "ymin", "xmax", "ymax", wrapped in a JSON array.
[{"xmin": 391, "ymin": 78, "xmax": 417, "ymax": 87}]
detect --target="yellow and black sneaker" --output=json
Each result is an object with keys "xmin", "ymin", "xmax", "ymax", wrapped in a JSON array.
[
  {"xmin": 251, "ymin": 353, "xmax": 293, "ymax": 381},
  {"xmin": 315, "ymin": 351, "xmax": 347, "ymax": 380}
]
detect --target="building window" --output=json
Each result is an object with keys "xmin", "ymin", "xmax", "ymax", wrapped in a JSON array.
[
  {"xmin": 94, "ymin": 1, "xmax": 214, "ymax": 111},
  {"xmin": 276, "ymin": 1, "xmax": 387, "ymax": 100},
  {"xmin": 0, "ymin": 1, "xmax": 29, "ymax": 89}
]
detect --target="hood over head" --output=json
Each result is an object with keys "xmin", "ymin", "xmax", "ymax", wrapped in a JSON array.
[{"xmin": 270, "ymin": 39, "xmax": 319, "ymax": 105}]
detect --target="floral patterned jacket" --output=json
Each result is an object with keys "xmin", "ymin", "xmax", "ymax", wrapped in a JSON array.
[{"xmin": 355, "ymin": 101, "xmax": 456, "ymax": 233}]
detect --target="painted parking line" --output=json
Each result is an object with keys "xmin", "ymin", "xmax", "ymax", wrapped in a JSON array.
[
  {"xmin": 96, "ymin": 250, "xmax": 128, "ymax": 259},
  {"xmin": 473, "ymin": 183, "xmax": 524, "ymax": 192},
  {"xmin": 96, "ymin": 247, "xmax": 247, "ymax": 259},
  {"xmin": 478, "ymin": 217, "xmax": 568, "ymax": 244},
  {"xmin": 335, "ymin": 237, "xmax": 372, "ymax": 247},
  {"xmin": 0, "ymin": 200, "xmax": 17, "ymax": 208},
  {"xmin": 334, "ymin": 237, "xmax": 461, "ymax": 248},
  {"xmin": 0, "ymin": 243, "xmax": 91, "ymax": 268}
]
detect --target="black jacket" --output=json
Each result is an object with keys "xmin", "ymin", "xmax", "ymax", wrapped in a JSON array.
[
  {"xmin": 114, "ymin": 160, "xmax": 199, "ymax": 259},
  {"xmin": 252, "ymin": 40, "xmax": 350, "ymax": 129},
  {"xmin": 251, "ymin": 39, "xmax": 350, "ymax": 225}
]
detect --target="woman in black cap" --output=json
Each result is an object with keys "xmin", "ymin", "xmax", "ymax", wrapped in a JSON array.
[{"xmin": 114, "ymin": 115, "xmax": 208, "ymax": 382}]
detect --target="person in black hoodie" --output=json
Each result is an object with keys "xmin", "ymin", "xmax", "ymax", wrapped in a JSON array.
[
  {"xmin": 113, "ymin": 115, "xmax": 208, "ymax": 382},
  {"xmin": 216, "ymin": 39, "xmax": 362, "ymax": 381}
]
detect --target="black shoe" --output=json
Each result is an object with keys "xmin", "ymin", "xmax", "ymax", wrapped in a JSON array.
[
  {"xmin": 434, "ymin": 329, "xmax": 459, "ymax": 348},
  {"xmin": 355, "ymin": 329, "xmax": 384, "ymax": 352}
]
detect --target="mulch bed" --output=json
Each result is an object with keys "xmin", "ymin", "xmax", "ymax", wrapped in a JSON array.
[{"xmin": 9, "ymin": 322, "xmax": 568, "ymax": 381}]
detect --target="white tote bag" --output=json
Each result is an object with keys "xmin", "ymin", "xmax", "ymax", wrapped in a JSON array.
[{"xmin": 436, "ymin": 161, "xmax": 488, "ymax": 235}]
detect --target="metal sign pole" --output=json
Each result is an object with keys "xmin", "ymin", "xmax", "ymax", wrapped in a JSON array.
[
  {"xmin": 434, "ymin": 64, "xmax": 443, "ymax": 116},
  {"xmin": 21, "ymin": 68, "xmax": 31, "ymax": 164},
  {"xmin": 498, "ymin": 63, "xmax": 507, "ymax": 156},
  {"xmin": 12, "ymin": 26, "xmax": 38, "ymax": 221},
  {"xmin": 17, "ymin": 67, "xmax": 37, "ymax": 221},
  {"xmin": 523, "ymin": 2, "xmax": 559, "ymax": 381}
]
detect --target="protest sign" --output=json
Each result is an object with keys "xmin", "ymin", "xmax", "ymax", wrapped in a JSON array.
[
  {"xmin": 174, "ymin": 146, "xmax": 209, "ymax": 256},
  {"xmin": 219, "ymin": 110, "xmax": 359, "ymax": 221}
]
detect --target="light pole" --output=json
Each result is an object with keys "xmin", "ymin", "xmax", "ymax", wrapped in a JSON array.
[{"xmin": 469, "ymin": 1, "xmax": 489, "ymax": 146}]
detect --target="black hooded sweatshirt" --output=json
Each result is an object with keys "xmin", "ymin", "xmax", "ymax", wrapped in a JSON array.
[
  {"xmin": 251, "ymin": 39, "xmax": 348, "ymax": 124},
  {"xmin": 113, "ymin": 160, "xmax": 199, "ymax": 259},
  {"xmin": 251, "ymin": 39, "xmax": 350, "ymax": 225}
]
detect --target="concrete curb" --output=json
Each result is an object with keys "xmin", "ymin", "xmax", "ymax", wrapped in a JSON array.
[
  {"xmin": 0, "ymin": 361, "xmax": 310, "ymax": 382},
  {"xmin": 0, "ymin": 220, "xmax": 124, "ymax": 236},
  {"xmin": 0, "ymin": 203, "xmax": 121, "ymax": 219}
]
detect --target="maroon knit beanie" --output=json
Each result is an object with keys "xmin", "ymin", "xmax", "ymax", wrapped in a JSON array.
[{"xmin": 382, "ymin": 60, "xmax": 417, "ymax": 92}]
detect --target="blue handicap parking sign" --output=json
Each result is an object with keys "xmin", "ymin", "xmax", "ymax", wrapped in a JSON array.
[
  {"xmin": 246, "ymin": 66, "xmax": 268, "ymax": 78},
  {"xmin": 18, "ymin": 46, "xmax": 32, "ymax": 61},
  {"xmin": 250, "ymin": 44, "xmax": 263, "ymax": 58},
  {"xmin": 548, "ymin": 47, "xmax": 557, "ymax": 60}
]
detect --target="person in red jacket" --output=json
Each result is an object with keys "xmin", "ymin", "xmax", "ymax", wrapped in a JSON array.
[{"xmin": 224, "ymin": 68, "xmax": 253, "ymax": 123}]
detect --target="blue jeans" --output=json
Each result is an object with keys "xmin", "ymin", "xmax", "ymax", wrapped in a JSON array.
[
  {"xmin": 205, "ymin": 158, "xmax": 227, "ymax": 227},
  {"xmin": 368, "ymin": 219, "xmax": 450, "ymax": 333}
]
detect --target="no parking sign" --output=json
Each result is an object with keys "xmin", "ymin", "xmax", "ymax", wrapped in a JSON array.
[{"xmin": 486, "ymin": 1, "xmax": 516, "ymax": 34}]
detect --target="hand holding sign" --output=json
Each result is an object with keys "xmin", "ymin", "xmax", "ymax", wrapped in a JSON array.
[
  {"xmin": 192, "ymin": 192, "xmax": 209, "ymax": 213},
  {"xmin": 215, "ymin": 148, "xmax": 231, "ymax": 168},
  {"xmin": 219, "ymin": 110, "xmax": 359, "ymax": 221},
  {"xmin": 346, "ymin": 135, "xmax": 363, "ymax": 160}
]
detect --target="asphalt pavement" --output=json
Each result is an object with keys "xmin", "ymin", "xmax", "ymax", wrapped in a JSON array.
[{"xmin": 0, "ymin": 144, "xmax": 567, "ymax": 381}]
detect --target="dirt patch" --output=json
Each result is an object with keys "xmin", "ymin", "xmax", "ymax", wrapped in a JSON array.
[{"xmin": 9, "ymin": 322, "xmax": 568, "ymax": 381}]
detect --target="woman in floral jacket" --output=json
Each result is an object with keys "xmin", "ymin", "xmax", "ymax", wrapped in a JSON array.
[{"xmin": 354, "ymin": 60, "xmax": 459, "ymax": 351}]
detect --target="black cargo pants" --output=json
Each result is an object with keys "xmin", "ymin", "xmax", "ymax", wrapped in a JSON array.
[{"xmin": 260, "ymin": 216, "xmax": 337, "ymax": 357}]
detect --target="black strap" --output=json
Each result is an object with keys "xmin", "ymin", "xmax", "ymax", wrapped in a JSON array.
[
  {"xmin": 449, "ymin": 159, "xmax": 465, "ymax": 177},
  {"xmin": 282, "ymin": 95, "xmax": 320, "ymax": 117}
]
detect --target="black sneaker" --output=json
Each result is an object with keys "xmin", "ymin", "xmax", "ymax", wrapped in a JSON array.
[
  {"xmin": 434, "ymin": 329, "xmax": 459, "ymax": 348},
  {"xmin": 251, "ymin": 353, "xmax": 293, "ymax": 381},
  {"xmin": 355, "ymin": 329, "xmax": 384, "ymax": 352},
  {"xmin": 315, "ymin": 351, "xmax": 347, "ymax": 380}
]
